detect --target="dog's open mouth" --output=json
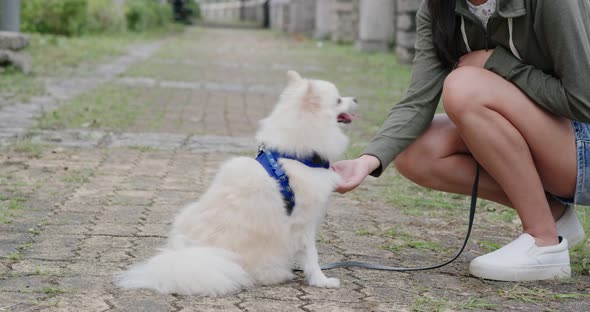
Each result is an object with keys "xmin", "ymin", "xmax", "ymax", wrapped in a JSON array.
[{"xmin": 337, "ymin": 113, "xmax": 356, "ymax": 124}]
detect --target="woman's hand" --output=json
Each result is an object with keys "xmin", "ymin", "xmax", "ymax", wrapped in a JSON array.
[
  {"xmin": 457, "ymin": 49, "xmax": 494, "ymax": 68},
  {"xmin": 332, "ymin": 155, "xmax": 381, "ymax": 194}
]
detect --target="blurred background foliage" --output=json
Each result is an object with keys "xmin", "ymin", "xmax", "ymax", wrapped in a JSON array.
[
  {"xmin": 19, "ymin": 0, "xmax": 199, "ymax": 36},
  {"xmin": 1, "ymin": 0, "xmax": 200, "ymax": 101}
]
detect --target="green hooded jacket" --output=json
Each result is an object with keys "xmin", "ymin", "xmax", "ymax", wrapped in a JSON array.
[{"xmin": 364, "ymin": 0, "xmax": 590, "ymax": 176}]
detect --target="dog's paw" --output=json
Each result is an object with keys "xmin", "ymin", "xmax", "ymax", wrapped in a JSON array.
[{"xmin": 309, "ymin": 276, "xmax": 340, "ymax": 288}]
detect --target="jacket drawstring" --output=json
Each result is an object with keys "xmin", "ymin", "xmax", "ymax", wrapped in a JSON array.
[
  {"xmin": 461, "ymin": 16, "xmax": 472, "ymax": 52},
  {"xmin": 460, "ymin": 16, "xmax": 522, "ymax": 61},
  {"xmin": 507, "ymin": 18, "xmax": 523, "ymax": 60}
]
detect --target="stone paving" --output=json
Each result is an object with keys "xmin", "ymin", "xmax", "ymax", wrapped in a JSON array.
[
  {"xmin": 0, "ymin": 42, "xmax": 162, "ymax": 147},
  {"xmin": 1, "ymin": 28, "xmax": 589, "ymax": 312}
]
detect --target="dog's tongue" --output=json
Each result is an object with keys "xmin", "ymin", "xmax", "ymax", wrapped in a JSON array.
[{"xmin": 338, "ymin": 113, "xmax": 357, "ymax": 124}]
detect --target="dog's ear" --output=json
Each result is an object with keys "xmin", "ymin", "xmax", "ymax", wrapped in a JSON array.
[
  {"xmin": 286, "ymin": 70, "xmax": 302, "ymax": 85},
  {"xmin": 302, "ymin": 81, "xmax": 320, "ymax": 112}
]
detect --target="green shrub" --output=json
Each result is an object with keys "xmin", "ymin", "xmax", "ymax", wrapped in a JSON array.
[
  {"xmin": 21, "ymin": 0, "xmax": 172, "ymax": 36},
  {"xmin": 22, "ymin": 0, "xmax": 88, "ymax": 36},
  {"xmin": 86, "ymin": 0, "xmax": 127, "ymax": 33},
  {"xmin": 125, "ymin": 0, "xmax": 172, "ymax": 32},
  {"xmin": 184, "ymin": 0, "xmax": 201, "ymax": 20}
]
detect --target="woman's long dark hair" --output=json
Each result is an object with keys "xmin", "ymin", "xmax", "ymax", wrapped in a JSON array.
[{"xmin": 427, "ymin": 0, "xmax": 461, "ymax": 68}]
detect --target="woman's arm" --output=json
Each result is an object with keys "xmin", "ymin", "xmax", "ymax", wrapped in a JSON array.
[
  {"xmin": 362, "ymin": 2, "xmax": 451, "ymax": 177},
  {"xmin": 484, "ymin": 0, "xmax": 590, "ymax": 123}
]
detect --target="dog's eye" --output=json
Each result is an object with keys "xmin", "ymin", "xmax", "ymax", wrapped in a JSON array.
[{"xmin": 337, "ymin": 98, "xmax": 342, "ymax": 105}]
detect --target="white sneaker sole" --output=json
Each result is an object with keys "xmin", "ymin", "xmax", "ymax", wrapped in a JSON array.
[{"xmin": 469, "ymin": 263, "xmax": 571, "ymax": 282}]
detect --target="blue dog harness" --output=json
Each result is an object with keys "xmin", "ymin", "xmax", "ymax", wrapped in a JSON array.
[{"xmin": 255, "ymin": 144, "xmax": 330, "ymax": 215}]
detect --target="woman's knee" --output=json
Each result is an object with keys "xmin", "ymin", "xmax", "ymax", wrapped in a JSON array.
[
  {"xmin": 394, "ymin": 137, "xmax": 442, "ymax": 186},
  {"xmin": 442, "ymin": 67, "xmax": 492, "ymax": 122},
  {"xmin": 394, "ymin": 149, "xmax": 430, "ymax": 186},
  {"xmin": 394, "ymin": 116, "xmax": 465, "ymax": 187}
]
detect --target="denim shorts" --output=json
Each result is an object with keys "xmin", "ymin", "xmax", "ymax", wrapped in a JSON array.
[{"xmin": 554, "ymin": 120, "xmax": 590, "ymax": 206}]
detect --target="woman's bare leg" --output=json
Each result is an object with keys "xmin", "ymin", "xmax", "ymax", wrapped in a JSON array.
[
  {"xmin": 394, "ymin": 67, "xmax": 577, "ymax": 246},
  {"xmin": 395, "ymin": 116, "xmax": 568, "ymax": 219},
  {"xmin": 395, "ymin": 115, "xmax": 511, "ymax": 205}
]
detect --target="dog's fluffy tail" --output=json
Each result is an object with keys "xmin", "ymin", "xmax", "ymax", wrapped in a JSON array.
[{"xmin": 115, "ymin": 247, "xmax": 252, "ymax": 296}]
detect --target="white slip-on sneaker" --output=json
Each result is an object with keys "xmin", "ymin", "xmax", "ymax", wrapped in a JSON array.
[
  {"xmin": 469, "ymin": 234, "xmax": 571, "ymax": 282},
  {"xmin": 556, "ymin": 204, "xmax": 585, "ymax": 249}
]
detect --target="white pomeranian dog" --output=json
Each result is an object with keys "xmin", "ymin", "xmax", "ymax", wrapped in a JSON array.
[{"xmin": 115, "ymin": 70, "xmax": 357, "ymax": 296}]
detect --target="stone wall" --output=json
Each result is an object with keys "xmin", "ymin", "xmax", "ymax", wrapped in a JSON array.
[
  {"xmin": 242, "ymin": 0, "xmax": 267, "ymax": 24},
  {"xmin": 270, "ymin": 0, "xmax": 291, "ymax": 32},
  {"xmin": 314, "ymin": 0, "xmax": 334, "ymax": 39},
  {"xmin": 0, "ymin": 31, "xmax": 31, "ymax": 74},
  {"xmin": 211, "ymin": 0, "xmax": 423, "ymax": 65},
  {"xmin": 395, "ymin": 0, "xmax": 421, "ymax": 64},
  {"xmin": 1, "ymin": 0, "xmax": 20, "ymax": 32},
  {"xmin": 200, "ymin": 0, "xmax": 267, "ymax": 24},
  {"xmin": 331, "ymin": 0, "xmax": 360, "ymax": 43},
  {"xmin": 357, "ymin": 0, "xmax": 396, "ymax": 52},
  {"xmin": 201, "ymin": 1, "xmax": 241, "ymax": 21},
  {"xmin": 287, "ymin": 0, "xmax": 316, "ymax": 35}
]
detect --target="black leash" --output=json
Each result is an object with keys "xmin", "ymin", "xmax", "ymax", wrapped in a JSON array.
[{"xmin": 320, "ymin": 164, "xmax": 480, "ymax": 272}]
